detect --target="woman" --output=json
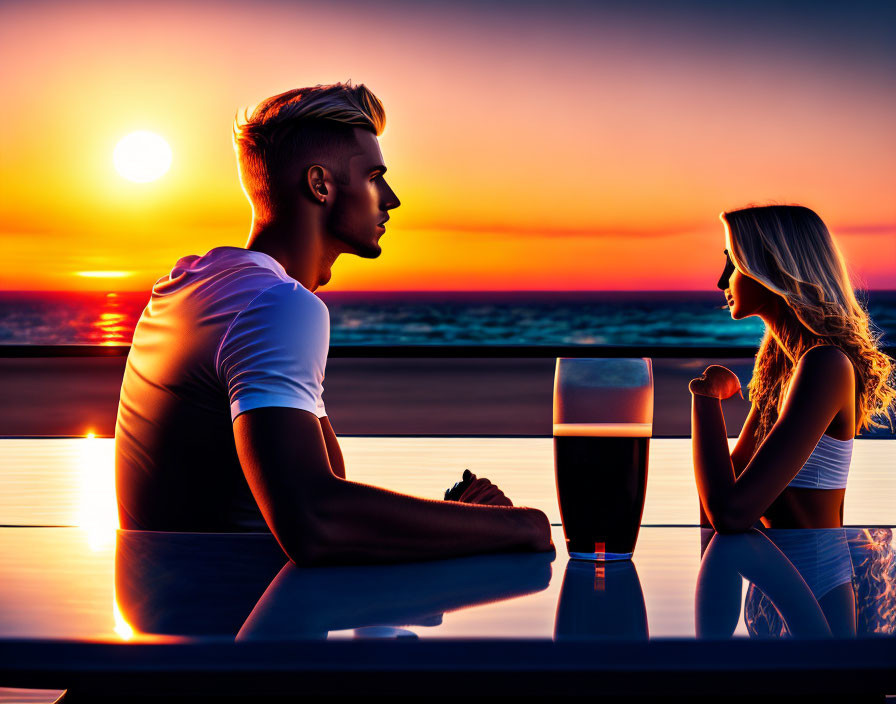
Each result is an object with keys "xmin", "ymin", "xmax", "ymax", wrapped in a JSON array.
[{"xmin": 690, "ymin": 205, "xmax": 895, "ymax": 532}]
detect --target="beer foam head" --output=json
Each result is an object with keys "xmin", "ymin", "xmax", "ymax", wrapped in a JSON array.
[
  {"xmin": 552, "ymin": 422, "xmax": 652, "ymax": 437},
  {"xmin": 553, "ymin": 358, "xmax": 654, "ymax": 428}
]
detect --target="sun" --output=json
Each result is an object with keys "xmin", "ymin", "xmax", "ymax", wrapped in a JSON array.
[{"xmin": 113, "ymin": 131, "xmax": 172, "ymax": 183}]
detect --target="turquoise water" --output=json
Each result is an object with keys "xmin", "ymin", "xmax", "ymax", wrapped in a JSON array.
[{"xmin": 0, "ymin": 290, "xmax": 893, "ymax": 347}]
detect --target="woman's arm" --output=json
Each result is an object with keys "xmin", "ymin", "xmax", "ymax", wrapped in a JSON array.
[
  {"xmin": 692, "ymin": 347, "xmax": 853, "ymax": 533},
  {"xmin": 693, "ymin": 393, "xmax": 734, "ymax": 527},
  {"xmin": 696, "ymin": 400, "xmax": 760, "ymax": 527},
  {"xmin": 731, "ymin": 404, "xmax": 761, "ymax": 477}
]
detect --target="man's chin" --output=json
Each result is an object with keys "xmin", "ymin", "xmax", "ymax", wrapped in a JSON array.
[
  {"xmin": 331, "ymin": 231, "xmax": 382, "ymax": 259},
  {"xmin": 355, "ymin": 239, "xmax": 382, "ymax": 259},
  {"xmin": 348, "ymin": 247, "xmax": 378, "ymax": 260}
]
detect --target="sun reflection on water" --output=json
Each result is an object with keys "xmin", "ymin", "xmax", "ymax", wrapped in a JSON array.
[{"xmin": 89, "ymin": 292, "xmax": 132, "ymax": 346}]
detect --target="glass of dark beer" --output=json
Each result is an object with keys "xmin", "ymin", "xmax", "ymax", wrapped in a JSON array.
[{"xmin": 553, "ymin": 358, "xmax": 653, "ymax": 561}]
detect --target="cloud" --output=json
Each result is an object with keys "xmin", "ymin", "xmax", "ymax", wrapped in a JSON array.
[
  {"xmin": 834, "ymin": 223, "xmax": 896, "ymax": 236},
  {"xmin": 405, "ymin": 222, "xmax": 703, "ymax": 239}
]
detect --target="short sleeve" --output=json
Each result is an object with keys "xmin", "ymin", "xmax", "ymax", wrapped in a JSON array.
[{"xmin": 216, "ymin": 282, "xmax": 329, "ymax": 421}]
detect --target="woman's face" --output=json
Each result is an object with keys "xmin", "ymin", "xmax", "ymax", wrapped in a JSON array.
[{"xmin": 717, "ymin": 251, "xmax": 778, "ymax": 321}]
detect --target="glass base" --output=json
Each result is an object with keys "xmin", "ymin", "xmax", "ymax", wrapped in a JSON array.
[{"xmin": 569, "ymin": 550, "xmax": 632, "ymax": 562}]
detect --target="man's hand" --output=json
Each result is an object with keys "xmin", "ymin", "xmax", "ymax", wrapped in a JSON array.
[
  {"xmin": 689, "ymin": 365, "xmax": 743, "ymax": 400},
  {"xmin": 458, "ymin": 473, "xmax": 514, "ymax": 507}
]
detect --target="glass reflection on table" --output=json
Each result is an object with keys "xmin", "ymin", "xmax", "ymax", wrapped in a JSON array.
[{"xmin": 554, "ymin": 559, "xmax": 648, "ymax": 640}]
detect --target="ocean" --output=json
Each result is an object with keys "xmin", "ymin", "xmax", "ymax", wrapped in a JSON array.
[{"xmin": 1, "ymin": 290, "xmax": 894, "ymax": 348}]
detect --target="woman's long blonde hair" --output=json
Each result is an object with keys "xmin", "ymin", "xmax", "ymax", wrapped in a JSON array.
[{"xmin": 722, "ymin": 205, "xmax": 895, "ymax": 440}]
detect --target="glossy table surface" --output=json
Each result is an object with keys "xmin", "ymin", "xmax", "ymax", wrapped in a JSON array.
[
  {"xmin": 1, "ymin": 438, "xmax": 895, "ymax": 697},
  {"xmin": 2, "ymin": 524, "xmax": 895, "ymax": 696},
  {"xmin": 1, "ymin": 524, "xmax": 895, "ymax": 643}
]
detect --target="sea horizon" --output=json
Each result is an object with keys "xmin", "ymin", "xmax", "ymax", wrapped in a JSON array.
[
  {"xmin": 4, "ymin": 288, "xmax": 895, "ymax": 294},
  {"xmin": 2, "ymin": 289, "xmax": 895, "ymax": 348}
]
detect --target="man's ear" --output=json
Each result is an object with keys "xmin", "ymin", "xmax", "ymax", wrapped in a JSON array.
[{"xmin": 306, "ymin": 165, "xmax": 329, "ymax": 203}]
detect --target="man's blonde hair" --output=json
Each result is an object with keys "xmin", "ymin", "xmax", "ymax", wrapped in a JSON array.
[{"xmin": 232, "ymin": 81, "xmax": 386, "ymax": 222}]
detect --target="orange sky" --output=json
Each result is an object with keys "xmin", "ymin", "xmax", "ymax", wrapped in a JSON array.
[{"xmin": 1, "ymin": 0, "xmax": 894, "ymax": 291}]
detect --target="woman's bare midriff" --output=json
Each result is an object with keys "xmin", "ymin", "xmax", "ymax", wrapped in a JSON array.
[
  {"xmin": 761, "ymin": 487, "xmax": 846, "ymax": 528},
  {"xmin": 757, "ymin": 409, "xmax": 853, "ymax": 529}
]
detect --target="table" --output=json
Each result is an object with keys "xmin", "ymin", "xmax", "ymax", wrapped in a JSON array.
[
  {"xmin": 1, "ymin": 438, "xmax": 895, "ymax": 699},
  {"xmin": 1, "ymin": 524, "xmax": 895, "ymax": 699}
]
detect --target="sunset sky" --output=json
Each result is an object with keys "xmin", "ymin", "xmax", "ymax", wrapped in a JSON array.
[{"xmin": 1, "ymin": 0, "xmax": 894, "ymax": 291}]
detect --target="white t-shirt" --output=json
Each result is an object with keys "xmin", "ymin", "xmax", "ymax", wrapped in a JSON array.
[{"xmin": 115, "ymin": 246, "xmax": 329, "ymax": 531}]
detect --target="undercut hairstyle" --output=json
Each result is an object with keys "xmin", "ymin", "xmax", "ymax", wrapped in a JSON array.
[
  {"xmin": 722, "ymin": 204, "xmax": 895, "ymax": 440},
  {"xmin": 232, "ymin": 81, "xmax": 386, "ymax": 222}
]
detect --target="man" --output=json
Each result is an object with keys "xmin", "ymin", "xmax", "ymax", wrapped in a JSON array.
[{"xmin": 115, "ymin": 82, "xmax": 552, "ymax": 565}]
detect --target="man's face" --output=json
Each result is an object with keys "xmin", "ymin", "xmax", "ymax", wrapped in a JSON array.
[{"xmin": 325, "ymin": 129, "xmax": 400, "ymax": 258}]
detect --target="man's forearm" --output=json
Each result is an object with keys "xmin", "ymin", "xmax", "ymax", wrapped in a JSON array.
[{"xmin": 284, "ymin": 477, "xmax": 551, "ymax": 566}]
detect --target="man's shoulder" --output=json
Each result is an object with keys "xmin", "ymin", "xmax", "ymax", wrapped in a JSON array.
[
  {"xmin": 215, "ymin": 280, "xmax": 331, "ymax": 381},
  {"xmin": 219, "ymin": 281, "xmax": 329, "ymax": 361},
  {"xmin": 153, "ymin": 247, "xmax": 295, "ymax": 299},
  {"xmin": 243, "ymin": 280, "xmax": 329, "ymax": 321}
]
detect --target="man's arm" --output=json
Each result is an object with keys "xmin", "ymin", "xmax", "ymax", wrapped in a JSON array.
[
  {"xmin": 319, "ymin": 416, "xmax": 345, "ymax": 479},
  {"xmin": 233, "ymin": 406, "xmax": 552, "ymax": 566}
]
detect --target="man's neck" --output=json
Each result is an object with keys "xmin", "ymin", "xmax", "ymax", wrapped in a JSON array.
[{"xmin": 246, "ymin": 220, "xmax": 332, "ymax": 291}]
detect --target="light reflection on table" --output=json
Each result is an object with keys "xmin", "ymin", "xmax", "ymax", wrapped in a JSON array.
[{"xmin": 1, "ymin": 437, "xmax": 895, "ymax": 532}]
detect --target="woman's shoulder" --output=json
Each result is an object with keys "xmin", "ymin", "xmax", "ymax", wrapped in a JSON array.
[
  {"xmin": 800, "ymin": 345, "xmax": 852, "ymax": 367},
  {"xmin": 797, "ymin": 345, "xmax": 855, "ymax": 384}
]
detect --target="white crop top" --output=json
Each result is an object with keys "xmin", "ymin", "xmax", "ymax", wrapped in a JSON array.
[{"xmin": 786, "ymin": 434, "xmax": 853, "ymax": 490}]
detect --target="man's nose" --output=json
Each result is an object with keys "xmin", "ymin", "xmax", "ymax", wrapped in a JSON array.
[{"xmin": 378, "ymin": 178, "xmax": 399, "ymax": 208}]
